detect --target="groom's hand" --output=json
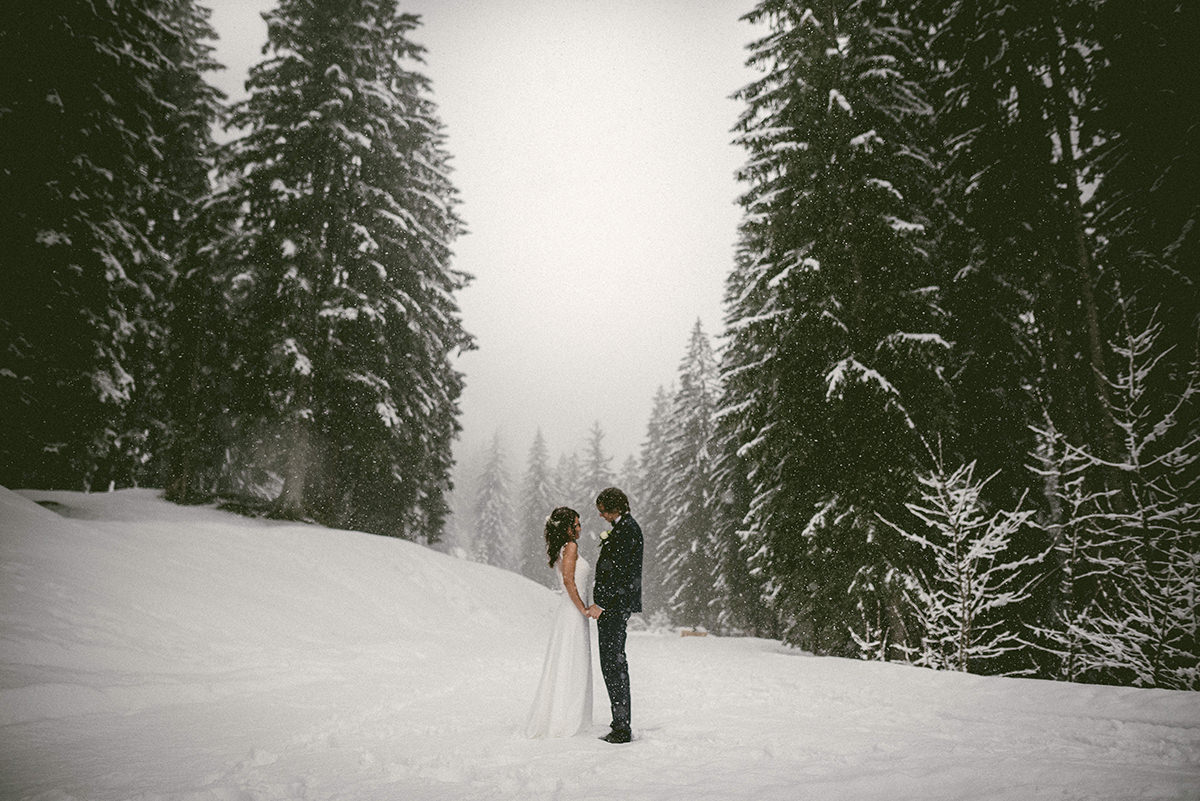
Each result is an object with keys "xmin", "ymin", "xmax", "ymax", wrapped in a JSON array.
[{"xmin": 585, "ymin": 604, "xmax": 604, "ymax": 619}]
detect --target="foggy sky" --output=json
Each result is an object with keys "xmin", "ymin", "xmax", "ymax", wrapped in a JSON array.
[{"xmin": 207, "ymin": 0, "xmax": 761, "ymax": 474}]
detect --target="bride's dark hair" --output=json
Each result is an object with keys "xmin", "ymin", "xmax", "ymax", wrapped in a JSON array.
[{"xmin": 544, "ymin": 506, "xmax": 579, "ymax": 567}]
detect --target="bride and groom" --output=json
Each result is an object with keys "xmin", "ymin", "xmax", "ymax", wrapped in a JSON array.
[{"xmin": 525, "ymin": 487, "xmax": 643, "ymax": 744}]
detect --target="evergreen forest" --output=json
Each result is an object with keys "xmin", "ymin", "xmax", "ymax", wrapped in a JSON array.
[
  {"xmin": 2, "ymin": 0, "xmax": 1196, "ymax": 690},
  {"xmin": 2, "ymin": 0, "xmax": 471, "ymax": 543}
]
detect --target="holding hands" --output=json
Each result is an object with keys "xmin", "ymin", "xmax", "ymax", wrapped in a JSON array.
[{"xmin": 585, "ymin": 604, "xmax": 603, "ymax": 620}]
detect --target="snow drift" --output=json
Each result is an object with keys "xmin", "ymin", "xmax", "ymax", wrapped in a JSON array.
[{"xmin": 1, "ymin": 487, "xmax": 1197, "ymax": 800}]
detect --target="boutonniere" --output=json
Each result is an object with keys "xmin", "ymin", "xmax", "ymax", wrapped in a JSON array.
[{"xmin": 599, "ymin": 529, "xmax": 611, "ymax": 543}]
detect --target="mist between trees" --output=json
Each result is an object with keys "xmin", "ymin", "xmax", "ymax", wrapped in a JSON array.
[{"xmin": 2, "ymin": 1, "xmax": 1196, "ymax": 690}]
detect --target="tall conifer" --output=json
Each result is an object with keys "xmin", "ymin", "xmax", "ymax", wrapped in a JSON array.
[
  {"xmin": 722, "ymin": 0, "xmax": 947, "ymax": 653},
  {"xmin": 1, "ymin": 0, "xmax": 218, "ymax": 489},
  {"xmin": 518, "ymin": 429, "xmax": 558, "ymax": 583},
  {"xmin": 638, "ymin": 386, "xmax": 674, "ymax": 618},
  {"xmin": 582, "ymin": 422, "xmax": 615, "ymax": 503},
  {"xmin": 213, "ymin": 0, "xmax": 471, "ymax": 539},
  {"xmin": 474, "ymin": 433, "xmax": 517, "ymax": 570},
  {"xmin": 661, "ymin": 321, "xmax": 722, "ymax": 630}
]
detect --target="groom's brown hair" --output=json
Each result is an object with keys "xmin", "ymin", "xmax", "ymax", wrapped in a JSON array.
[{"xmin": 595, "ymin": 487, "xmax": 630, "ymax": 515}]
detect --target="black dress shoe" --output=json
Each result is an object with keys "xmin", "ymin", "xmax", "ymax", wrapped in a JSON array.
[{"xmin": 601, "ymin": 729, "xmax": 631, "ymax": 744}]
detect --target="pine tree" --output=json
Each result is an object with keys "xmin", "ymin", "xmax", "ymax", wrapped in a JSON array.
[
  {"xmin": 708, "ymin": 426, "xmax": 775, "ymax": 637},
  {"xmin": 1031, "ymin": 301, "xmax": 1199, "ymax": 689},
  {"xmin": 637, "ymin": 386, "xmax": 675, "ymax": 619},
  {"xmin": 883, "ymin": 459, "xmax": 1042, "ymax": 674},
  {"xmin": 160, "ymin": 198, "xmax": 239, "ymax": 503},
  {"xmin": 661, "ymin": 321, "xmax": 722, "ymax": 631},
  {"xmin": 212, "ymin": 0, "xmax": 471, "ymax": 540},
  {"xmin": 722, "ymin": 0, "xmax": 948, "ymax": 654},
  {"xmin": 554, "ymin": 451, "xmax": 585, "ymax": 520},
  {"xmin": 581, "ymin": 421, "xmax": 615, "ymax": 504},
  {"xmin": 617, "ymin": 454, "xmax": 640, "ymax": 501},
  {"xmin": 518, "ymin": 429, "xmax": 558, "ymax": 583},
  {"xmin": 0, "ymin": 0, "xmax": 217, "ymax": 489},
  {"xmin": 142, "ymin": 0, "xmax": 226, "ymax": 497},
  {"xmin": 912, "ymin": 0, "xmax": 1199, "ymax": 682},
  {"xmin": 474, "ymin": 433, "xmax": 518, "ymax": 570}
]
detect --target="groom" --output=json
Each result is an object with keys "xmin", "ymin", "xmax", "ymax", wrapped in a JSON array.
[{"xmin": 585, "ymin": 487, "xmax": 643, "ymax": 744}]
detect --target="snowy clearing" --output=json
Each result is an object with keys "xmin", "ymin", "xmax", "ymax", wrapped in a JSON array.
[{"xmin": 1, "ymin": 487, "xmax": 1198, "ymax": 801}]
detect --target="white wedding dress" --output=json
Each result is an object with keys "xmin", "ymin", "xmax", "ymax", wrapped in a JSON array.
[{"xmin": 524, "ymin": 549, "xmax": 593, "ymax": 738}]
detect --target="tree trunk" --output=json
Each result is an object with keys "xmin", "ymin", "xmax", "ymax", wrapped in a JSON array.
[{"xmin": 1045, "ymin": 16, "xmax": 1119, "ymax": 462}]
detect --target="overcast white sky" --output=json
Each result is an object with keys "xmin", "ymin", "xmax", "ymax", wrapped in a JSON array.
[{"xmin": 206, "ymin": 0, "xmax": 762, "ymax": 474}]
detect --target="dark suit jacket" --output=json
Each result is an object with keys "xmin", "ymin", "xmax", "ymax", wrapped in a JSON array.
[{"xmin": 594, "ymin": 513, "xmax": 643, "ymax": 613}]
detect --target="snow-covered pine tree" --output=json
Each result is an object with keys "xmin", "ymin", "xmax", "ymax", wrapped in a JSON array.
[
  {"xmin": 917, "ymin": 1, "xmax": 1199, "ymax": 680},
  {"xmin": 617, "ymin": 455, "xmax": 640, "ymax": 503},
  {"xmin": 581, "ymin": 422, "xmax": 616, "ymax": 502},
  {"xmin": 661, "ymin": 321, "xmax": 722, "ymax": 632},
  {"xmin": 160, "ymin": 196, "xmax": 239, "ymax": 504},
  {"xmin": 135, "ymin": 0, "xmax": 226, "ymax": 494},
  {"xmin": 518, "ymin": 429, "xmax": 559, "ymax": 584},
  {"xmin": 1086, "ymin": 4, "xmax": 1200, "ymax": 511},
  {"xmin": 883, "ymin": 459, "xmax": 1042, "ymax": 674},
  {"xmin": 214, "ymin": 0, "xmax": 471, "ymax": 539},
  {"xmin": 1030, "ymin": 301, "xmax": 1199, "ymax": 690},
  {"xmin": 722, "ymin": 0, "xmax": 948, "ymax": 654},
  {"xmin": 474, "ymin": 433, "xmax": 518, "ymax": 571},
  {"xmin": 637, "ymin": 386, "xmax": 674, "ymax": 618},
  {"xmin": 553, "ymin": 451, "xmax": 585, "ymax": 522},
  {"xmin": 0, "ymin": 0, "xmax": 215, "ymax": 489}
]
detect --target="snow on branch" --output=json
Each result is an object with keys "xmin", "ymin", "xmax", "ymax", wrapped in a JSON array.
[
  {"xmin": 877, "ymin": 332, "xmax": 953, "ymax": 355},
  {"xmin": 278, "ymin": 338, "xmax": 312, "ymax": 376},
  {"xmin": 850, "ymin": 129, "xmax": 883, "ymax": 151},
  {"xmin": 882, "ymin": 461, "xmax": 1043, "ymax": 673},
  {"xmin": 828, "ymin": 89, "xmax": 853, "ymax": 115},
  {"xmin": 883, "ymin": 216, "xmax": 925, "ymax": 235},
  {"xmin": 825, "ymin": 357, "xmax": 900, "ymax": 401}
]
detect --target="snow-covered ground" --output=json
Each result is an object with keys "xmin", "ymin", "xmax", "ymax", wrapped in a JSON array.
[{"xmin": 1, "ymin": 487, "xmax": 1197, "ymax": 801}]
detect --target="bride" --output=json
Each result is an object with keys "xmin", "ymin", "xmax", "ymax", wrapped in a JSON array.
[{"xmin": 525, "ymin": 506, "xmax": 593, "ymax": 738}]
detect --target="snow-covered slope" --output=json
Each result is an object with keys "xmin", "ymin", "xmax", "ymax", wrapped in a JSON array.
[{"xmin": 2, "ymin": 487, "xmax": 1197, "ymax": 801}]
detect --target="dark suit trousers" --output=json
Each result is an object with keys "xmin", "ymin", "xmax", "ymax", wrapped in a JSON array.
[{"xmin": 597, "ymin": 610, "xmax": 632, "ymax": 733}]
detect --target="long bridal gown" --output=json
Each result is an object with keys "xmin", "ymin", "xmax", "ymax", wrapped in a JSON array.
[{"xmin": 525, "ymin": 549, "xmax": 593, "ymax": 738}]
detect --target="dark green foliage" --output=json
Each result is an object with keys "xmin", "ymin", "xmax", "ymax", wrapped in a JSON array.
[
  {"xmin": 204, "ymin": 0, "xmax": 471, "ymax": 540},
  {"xmin": 1090, "ymin": 0, "xmax": 1200, "ymax": 369},
  {"xmin": 1, "ymin": 0, "xmax": 220, "ymax": 490},
  {"xmin": 922, "ymin": 0, "xmax": 1111, "ymax": 503},
  {"xmin": 720, "ymin": 0, "xmax": 949, "ymax": 655},
  {"xmin": 711, "ymin": 0, "xmax": 1198, "ymax": 686}
]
